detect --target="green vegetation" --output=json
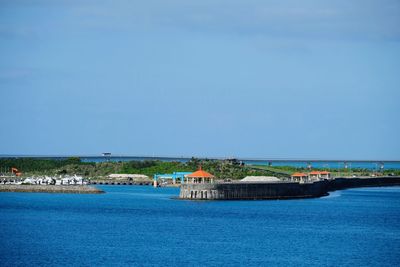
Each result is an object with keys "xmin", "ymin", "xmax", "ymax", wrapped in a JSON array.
[
  {"xmin": 252, "ymin": 164, "xmax": 400, "ymax": 177},
  {"xmin": 0, "ymin": 157, "xmax": 288, "ymax": 179},
  {"xmin": 2, "ymin": 158, "xmax": 399, "ymax": 179},
  {"xmin": 0, "ymin": 157, "xmax": 93, "ymax": 173},
  {"xmin": 184, "ymin": 158, "xmax": 288, "ymax": 179}
]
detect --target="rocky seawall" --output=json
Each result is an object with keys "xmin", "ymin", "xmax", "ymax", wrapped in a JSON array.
[
  {"xmin": 0, "ymin": 185, "xmax": 104, "ymax": 194},
  {"xmin": 179, "ymin": 177, "xmax": 400, "ymax": 200}
]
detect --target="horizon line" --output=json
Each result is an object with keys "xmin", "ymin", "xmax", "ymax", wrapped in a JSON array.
[{"xmin": 0, "ymin": 154, "xmax": 399, "ymax": 163}]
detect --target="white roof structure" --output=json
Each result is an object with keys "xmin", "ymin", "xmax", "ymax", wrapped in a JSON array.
[{"xmin": 241, "ymin": 176, "xmax": 281, "ymax": 182}]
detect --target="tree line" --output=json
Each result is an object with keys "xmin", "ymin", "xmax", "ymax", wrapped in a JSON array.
[{"xmin": 0, "ymin": 157, "xmax": 285, "ymax": 179}]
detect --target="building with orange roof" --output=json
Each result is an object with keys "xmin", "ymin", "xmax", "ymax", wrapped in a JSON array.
[
  {"xmin": 291, "ymin": 172, "xmax": 308, "ymax": 183},
  {"xmin": 291, "ymin": 171, "xmax": 332, "ymax": 183},
  {"xmin": 319, "ymin": 171, "xmax": 331, "ymax": 179},
  {"xmin": 308, "ymin": 171, "xmax": 321, "ymax": 180},
  {"xmin": 308, "ymin": 171, "xmax": 331, "ymax": 181},
  {"xmin": 186, "ymin": 166, "xmax": 215, "ymax": 184}
]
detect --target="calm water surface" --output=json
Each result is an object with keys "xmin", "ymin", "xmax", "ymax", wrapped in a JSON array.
[{"xmin": 1, "ymin": 186, "xmax": 400, "ymax": 266}]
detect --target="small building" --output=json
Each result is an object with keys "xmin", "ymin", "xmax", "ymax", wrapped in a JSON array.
[
  {"xmin": 308, "ymin": 171, "xmax": 331, "ymax": 181},
  {"xmin": 291, "ymin": 172, "xmax": 308, "ymax": 183},
  {"xmin": 308, "ymin": 171, "xmax": 321, "ymax": 181},
  {"xmin": 186, "ymin": 167, "xmax": 215, "ymax": 184},
  {"xmin": 319, "ymin": 171, "xmax": 331, "ymax": 179}
]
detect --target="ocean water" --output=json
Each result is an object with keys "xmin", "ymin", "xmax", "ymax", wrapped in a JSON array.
[{"xmin": 1, "ymin": 186, "xmax": 400, "ymax": 266}]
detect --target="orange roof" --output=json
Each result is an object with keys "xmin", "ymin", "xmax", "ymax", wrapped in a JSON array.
[
  {"xmin": 187, "ymin": 167, "xmax": 214, "ymax": 178},
  {"xmin": 319, "ymin": 171, "xmax": 330, "ymax": 174},
  {"xmin": 291, "ymin": 172, "xmax": 307, "ymax": 177}
]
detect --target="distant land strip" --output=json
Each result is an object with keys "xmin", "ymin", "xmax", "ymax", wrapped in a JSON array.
[{"xmin": 0, "ymin": 155, "xmax": 399, "ymax": 163}]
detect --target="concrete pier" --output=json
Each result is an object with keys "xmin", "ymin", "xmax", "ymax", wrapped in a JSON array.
[
  {"xmin": 179, "ymin": 177, "xmax": 400, "ymax": 200},
  {"xmin": 180, "ymin": 181, "xmax": 329, "ymax": 200}
]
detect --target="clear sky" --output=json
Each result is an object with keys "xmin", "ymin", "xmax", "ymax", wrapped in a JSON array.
[{"xmin": 0, "ymin": 0, "xmax": 399, "ymax": 159}]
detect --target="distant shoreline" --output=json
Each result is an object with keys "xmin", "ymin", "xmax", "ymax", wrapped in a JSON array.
[
  {"xmin": 1, "ymin": 154, "xmax": 399, "ymax": 162},
  {"xmin": 0, "ymin": 185, "xmax": 104, "ymax": 194}
]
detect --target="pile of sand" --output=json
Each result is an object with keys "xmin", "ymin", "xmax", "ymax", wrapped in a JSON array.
[
  {"xmin": 108, "ymin": 174, "xmax": 149, "ymax": 180},
  {"xmin": 241, "ymin": 176, "xmax": 281, "ymax": 182}
]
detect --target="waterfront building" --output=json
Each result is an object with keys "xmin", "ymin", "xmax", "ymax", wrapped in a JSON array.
[
  {"xmin": 319, "ymin": 171, "xmax": 331, "ymax": 179},
  {"xmin": 309, "ymin": 171, "xmax": 331, "ymax": 180},
  {"xmin": 291, "ymin": 172, "xmax": 308, "ymax": 183},
  {"xmin": 309, "ymin": 171, "xmax": 321, "ymax": 181},
  {"xmin": 186, "ymin": 167, "xmax": 215, "ymax": 184},
  {"xmin": 291, "ymin": 171, "xmax": 331, "ymax": 183}
]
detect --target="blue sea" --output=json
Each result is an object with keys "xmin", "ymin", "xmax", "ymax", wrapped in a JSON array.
[{"xmin": 1, "ymin": 186, "xmax": 400, "ymax": 266}]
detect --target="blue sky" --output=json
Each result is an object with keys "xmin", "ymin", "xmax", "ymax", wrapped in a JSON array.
[{"xmin": 0, "ymin": 0, "xmax": 399, "ymax": 159}]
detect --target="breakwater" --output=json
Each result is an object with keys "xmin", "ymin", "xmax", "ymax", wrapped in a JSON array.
[
  {"xmin": 179, "ymin": 177, "xmax": 400, "ymax": 200},
  {"xmin": 0, "ymin": 185, "xmax": 104, "ymax": 194},
  {"xmin": 180, "ymin": 181, "xmax": 328, "ymax": 200},
  {"xmin": 328, "ymin": 177, "xmax": 400, "ymax": 191}
]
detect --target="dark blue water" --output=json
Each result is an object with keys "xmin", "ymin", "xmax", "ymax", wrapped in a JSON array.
[{"xmin": 1, "ymin": 186, "xmax": 400, "ymax": 266}]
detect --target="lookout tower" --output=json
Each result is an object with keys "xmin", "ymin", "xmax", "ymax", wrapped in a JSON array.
[{"xmin": 186, "ymin": 167, "xmax": 215, "ymax": 184}]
